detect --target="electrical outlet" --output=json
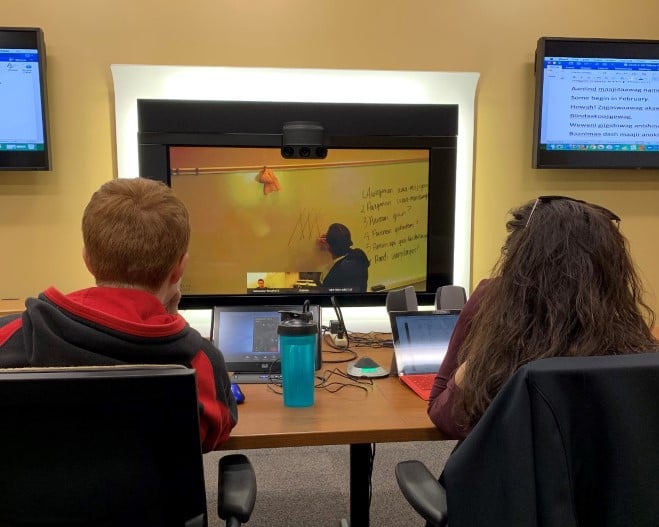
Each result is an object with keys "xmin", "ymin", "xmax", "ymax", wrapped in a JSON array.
[{"xmin": 330, "ymin": 332, "xmax": 348, "ymax": 348}]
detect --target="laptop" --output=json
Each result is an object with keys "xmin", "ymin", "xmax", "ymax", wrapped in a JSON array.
[
  {"xmin": 211, "ymin": 304, "xmax": 322, "ymax": 384},
  {"xmin": 388, "ymin": 310, "xmax": 460, "ymax": 400}
]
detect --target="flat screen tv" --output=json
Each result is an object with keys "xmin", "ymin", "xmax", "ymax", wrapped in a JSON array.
[
  {"xmin": 0, "ymin": 27, "xmax": 51, "ymax": 171},
  {"xmin": 137, "ymin": 99, "xmax": 458, "ymax": 308},
  {"xmin": 533, "ymin": 36, "xmax": 659, "ymax": 169}
]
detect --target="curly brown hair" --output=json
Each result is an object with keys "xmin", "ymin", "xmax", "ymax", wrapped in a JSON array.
[{"xmin": 457, "ymin": 196, "xmax": 657, "ymax": 427}]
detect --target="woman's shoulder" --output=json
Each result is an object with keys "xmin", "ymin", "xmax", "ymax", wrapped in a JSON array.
[{"xmin": 470, "ymin": 278, "xmax": 493, "ymax": 301}]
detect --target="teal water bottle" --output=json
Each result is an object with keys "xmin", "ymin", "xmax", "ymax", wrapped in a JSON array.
[{"xmin": 278, "ymin": 308, "xmax": 318, "ymax": 407}]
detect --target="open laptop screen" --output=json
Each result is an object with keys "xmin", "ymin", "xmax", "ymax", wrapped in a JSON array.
[
  {"xmin": 211, "ymin": 304, "xmax": 322, "ymax": 378},
  {"xmin": 389, "ymin": 311, "xmax": 459, "ymax": 374}
]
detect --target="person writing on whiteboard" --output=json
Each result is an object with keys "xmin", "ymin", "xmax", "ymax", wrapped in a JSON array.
[
  {"xmin": 0, "ymin": 178, "xmax": 237, "ymax": 452},
  {"xmin": 318, "ymin": 223, "xmax": 370, "ymax": 293},
  {"xmin": 427, "ymin": 196, "xmax": 657, "ymax": 439}
]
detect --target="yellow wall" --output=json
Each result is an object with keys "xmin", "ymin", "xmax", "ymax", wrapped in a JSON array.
[{"xmin": 2, "ymin": 1, "xmax": 658, "ymax": 317}]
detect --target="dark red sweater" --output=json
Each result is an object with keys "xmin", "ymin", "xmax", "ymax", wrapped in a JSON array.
[{"xmin": 427, "ymin": 279, "xmax": 490, "ymax": 439}]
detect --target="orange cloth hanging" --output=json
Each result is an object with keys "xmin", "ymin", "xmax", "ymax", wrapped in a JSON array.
[{"xmin": 257, "ymin": 167, "xmax": 281, "ymax": 195}]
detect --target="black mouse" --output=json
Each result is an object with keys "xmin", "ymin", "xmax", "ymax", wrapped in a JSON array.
[{"xmin": 231, "ymin": 383, "xmax": 245, "ymax": 404}]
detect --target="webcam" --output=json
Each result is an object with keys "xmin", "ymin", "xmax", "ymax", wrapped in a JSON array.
[{"xmin": 281, "ymin": 121, "xmax": 327, "ymax": 159}]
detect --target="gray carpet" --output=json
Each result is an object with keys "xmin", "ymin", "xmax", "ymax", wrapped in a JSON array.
[{"xmin": 204, "ymin": 440, "xmax": 457, "ymax": 526}]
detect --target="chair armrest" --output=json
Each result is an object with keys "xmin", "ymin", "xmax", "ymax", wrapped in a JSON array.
[
  {"xmin": 218, "ymin": 454, "xmax": 257, "ymax": 525},
  {"xmin": 395, "ymin": 460, "xmax": 448, "ymax": 527}
]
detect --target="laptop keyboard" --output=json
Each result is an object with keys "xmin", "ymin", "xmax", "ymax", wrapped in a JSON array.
[{"xmin": 406, "ymin": 374, "xmax": 435, "ymax": 390}]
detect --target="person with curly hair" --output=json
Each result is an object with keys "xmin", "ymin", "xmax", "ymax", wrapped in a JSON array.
[{"xmin": 428, "ymin": 196, "xmax": 657, "ymax": 438}]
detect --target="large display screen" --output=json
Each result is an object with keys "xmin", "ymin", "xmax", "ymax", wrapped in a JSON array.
[
  {"xmin": 0, "ymin": 27, "xmax": 50, "ymax": 170},
  {"xmin": 171, "ymin": 147, "xmax": 430, "ymax": 298},
  {"xmin": 137, "ymin": 99, "xmax": 458, "ymax": 307},
  {"xmin": 532, "ymin": 36, "xmax": 659, "ymax": 169}
]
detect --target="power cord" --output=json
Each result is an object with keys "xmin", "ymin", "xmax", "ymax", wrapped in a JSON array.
[
  {"xmin": 322, "ymin": 331, "xmax": 358, "ymax": 363},
  {"xmin": 330, "ymin": 295, "xmax": 350, "ymax": 348},
  {"xmin": 327, "ymin": 296, "xmax": 393, "ymax": 349},
  {"xmin": 346, "ymin": 331, "xmax": 393, "ymax": 348},
  {"xmin": 320, "ymin": 328, "xmax": 392, "ymax": 364},
  {"xmin": 316, "ymin": 368, "xmax": 373, "ymax": 393},
  {"xmin": 266, "ymin": 366, "xmax": 373, "ymax": 395}
]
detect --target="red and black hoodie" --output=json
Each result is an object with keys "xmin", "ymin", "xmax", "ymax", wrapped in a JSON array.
[{"xmin": 0, "ymin": 286, "xmax": 237, "ymax": 452}]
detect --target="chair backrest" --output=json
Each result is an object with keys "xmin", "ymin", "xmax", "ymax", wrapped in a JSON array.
[
  {"xmin": 441, "ymin": 352, "xmax": 659, "ymax": 527},
  {"xmin": 0, "ymin": 365, "xmax": 208, "ymax": 527}
]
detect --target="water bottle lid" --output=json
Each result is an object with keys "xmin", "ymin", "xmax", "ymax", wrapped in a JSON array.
[{"xmin": 278, "ymin": 310, "xmax": 318, "ymax": 336}]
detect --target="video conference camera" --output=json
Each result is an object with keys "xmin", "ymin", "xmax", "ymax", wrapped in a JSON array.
[{"xmin": 281, "ymin": 121, "xmax": 328, "ymax": 159}]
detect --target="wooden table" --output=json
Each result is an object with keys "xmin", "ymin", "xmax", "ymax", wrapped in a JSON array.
[
  {"xmin": 219, "ymin": 343, "xmax": 444, "ymax": 526},
  {"xmin": 0, "ymin": 298, "xmax": 25, "ymax": 317}
]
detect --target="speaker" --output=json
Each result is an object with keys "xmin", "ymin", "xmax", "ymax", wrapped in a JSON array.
[
  {"xmin": 435, "ymin": 285, "xmax": 467, "ymax": 311},
  {"xmin": 386, "ymin": 286, "xmax": 418, "ymax": 313}
]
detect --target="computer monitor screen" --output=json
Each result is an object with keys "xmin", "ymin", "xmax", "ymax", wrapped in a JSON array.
[
  {"xmin": 137, "ymin": 99, "xmax": 458, "ymax": 307},
  {"xmin": 532, "ymin": 36, "xmax": 659, "ymax": 169},
  {"xmin": 0, "ymin": 27, "xmax": 50, "ymax": 170}
]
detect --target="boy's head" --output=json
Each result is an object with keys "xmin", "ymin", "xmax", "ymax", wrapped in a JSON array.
[{"xmin": 82, "ymin": 178, "xmax": 190, "ymax": 292}]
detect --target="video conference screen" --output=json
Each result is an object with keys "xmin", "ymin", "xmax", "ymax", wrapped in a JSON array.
[{"xmin": 169, "ymin": 146, "xmax": 430, "ymax": 297}]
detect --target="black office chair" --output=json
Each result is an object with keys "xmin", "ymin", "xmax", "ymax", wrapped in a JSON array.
[
  {"xmin": 396, "ymin": 352, "xmax": 659, "ymax": 527},
  {"xmin": 0, "ymin": 365, "xmax": 256, "ymax": 527}
]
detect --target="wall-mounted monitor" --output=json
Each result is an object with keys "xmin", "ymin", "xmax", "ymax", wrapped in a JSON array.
[
  {"xmin": 532, "ymin": 36, "xmax": 659, "ymax": 169},
  {"xmin": 137, "ymin": 99, "xmax": 458, "ymax": 308},
  {"xmin": 0, "ymin": 27, "xmax": 51, "ymax": 171}
]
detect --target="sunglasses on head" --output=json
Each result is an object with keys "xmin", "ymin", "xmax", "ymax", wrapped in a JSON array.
[{"xmin": 524, "ymin": 195, "xmax": 621, "ymax": 229}]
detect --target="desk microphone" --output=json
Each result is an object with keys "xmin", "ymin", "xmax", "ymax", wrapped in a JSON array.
[
  {"xmin": 347, "ymin": 357, "xmax": 390, "ymax": 379},
  {"xmin": 330, "ymin": 296, "xmax": 389, "ymax": 377}
]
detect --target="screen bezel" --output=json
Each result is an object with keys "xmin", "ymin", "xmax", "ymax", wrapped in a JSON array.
[
  {"xmin": 532, "ymin": 36, "xmax": 659, "ymax": 169},
  {"xmin": 0, "ymin": 27, "xmax": 51, "ymax": 171},
  {"xmin": 137, "ymin": 99, "xmax": 458, "ymax": 308}
]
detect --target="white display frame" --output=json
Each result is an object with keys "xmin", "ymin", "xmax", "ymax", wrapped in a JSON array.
[{"xmin": 110, "ymin": 65, "xmax": 479, "ymax": 333}]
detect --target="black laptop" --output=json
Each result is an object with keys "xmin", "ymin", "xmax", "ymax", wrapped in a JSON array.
[{"xmin": 212, "ymin": 304, "xmax": 322, "ymax": 383}]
